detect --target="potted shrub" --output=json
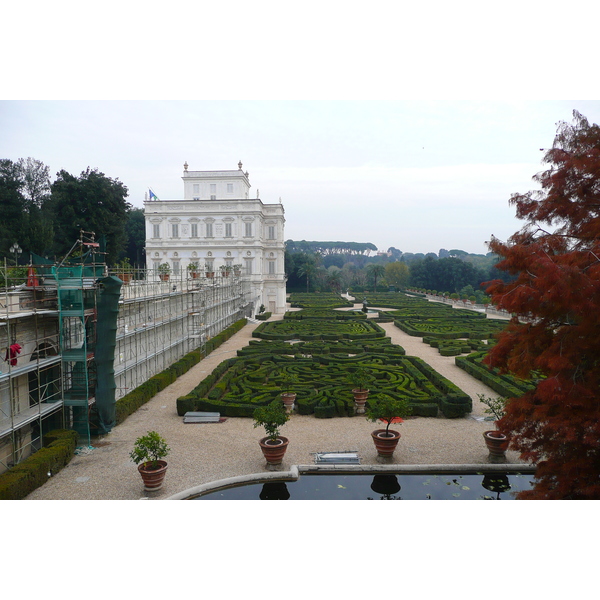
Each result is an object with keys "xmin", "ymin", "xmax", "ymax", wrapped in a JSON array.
[
  {"xmin": 365, "ymin": 394, "xmax": 411, "ymax": 461},
  {"xmin": 205, "ymin": 263, "xmax": 214, "ymax": 278},
  {"xmin": 187, "ymin": 261, "xmax": 200, "ymax": 278},
  {"xmin": 253, "ymin": 400, "xmax": 290, "ymax": 468},
  {"xmin": 129, "ymin": 430, "xmax": 170, "ymax": 490},
  {"xmin": 116, "ymin": 257, "xmax": 133, "ymax": 284},
  {"xmin": 233, "ymin": 263, "xmax": 242, "ymax": 276},
  {"xmin": 279, "ymin": 371, "xmax": 299, "ymax": 414},
  {"xmin": 219, "ymin": 264, "xmax": 232, "ymax": 277},
  {"xmin": 350, "ymin": 367, "xmax": 370, "ymax": 414},
  {"xmin": 158, "ymin": 263, "xmax": 171, "ymax": 281},
  {"xmin": 478, "ymin": 394, "xmax": 509, "ymax": 463}
]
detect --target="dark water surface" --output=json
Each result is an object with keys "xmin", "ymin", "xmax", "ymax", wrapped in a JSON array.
[{"xmin": 192, "ymin": 471, "xmax": 535, "ymax": 500}]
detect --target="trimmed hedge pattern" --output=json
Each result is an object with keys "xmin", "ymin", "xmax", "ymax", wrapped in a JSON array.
[
  {"xmin": 288, "ymin": 293, "xmax": 353, "ymax": 309},
  {"xmin": 0, "ymin": 429, "xmax": 79, "ymax": 500},
  {"xmin": 252, "ymin": 319, "xmax": 386, "ymax": 341},
  {"xmin": 455, "ymin": 351, "xmax": 536, "ymax": 399},
  {"xmin": 177, "ymin": 342, "xmax": 472, "ymax": 419}
]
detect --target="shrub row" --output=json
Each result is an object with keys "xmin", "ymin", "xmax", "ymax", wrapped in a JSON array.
[
  {"xmin": 287, "ymin": 292, "xmax": 353, "ymax": 309},
  {"xmin": 455, "ymin": 352, "xmax": 536, "ymax": 399},
  {"xmin": 0, "ymin": 429, "xmax": 79, "ymax": 500},
  {"xmin": 255, "ymin": 312, "xmax": 272, "ymax": 320}
]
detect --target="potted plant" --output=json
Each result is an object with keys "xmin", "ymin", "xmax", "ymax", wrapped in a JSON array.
[
  {"xmin": 116, "ymin": 257, "xmax": 133, "ymax": 284},
  {"xmin": 365, "ymin": 394, "xmax": 411, "ymax": 461},
  {"xmin": 478, "ymin": 394, "xmax": 509, "ymax": 463},
  {"xmin": 233, "ymin": 263, "xmax": 242, "ymax": 276},
  {"xmin": 350, "ymin": 367, "xmax": 370, "ymax": 413},
  {"xmin": 129, "ymin": 430, "xmax": 170, "ymax": 491},
  {"xmin": 187, "ymin": 261, "xmax": 200, "ymax": 278},
  {"xmin": 158, "ymin": 263, "xmax": 171, "ymax": 281},
  {"xmin": 279, "ymin": 371, "xmax": 299, "ymax": 414},
  {"xmin": 219, "ymin": 264, "xmax": 232, "ymax": 277},
  {"xmin": 205, "ymin": 262, "xmax": 214, "ymax": 278},
  {"xmin": 253, "ymin": 400, "xmax": 290, "ymax": 468}
]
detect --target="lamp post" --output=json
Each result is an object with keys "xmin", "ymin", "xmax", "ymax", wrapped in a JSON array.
[{"xmin": 10, "ymin": 242, "xmax": 22, "ymax": 266}]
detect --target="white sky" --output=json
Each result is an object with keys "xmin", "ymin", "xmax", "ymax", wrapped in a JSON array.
[{"xmin": 2, "ymin": 2, "xmax": 599, "ymax": 257}]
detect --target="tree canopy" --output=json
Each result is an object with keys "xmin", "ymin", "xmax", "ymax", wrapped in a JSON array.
[
  {"xmin": 485, "ymin": 110, "xmax": 600, "ymax": 499},
  {"xmin": 285, "ymin": 240, "xmax": 378, "ymax": 256},
  {"xmin": 45, "ymin": 167, "xmax": 131, "ymax": 264}
]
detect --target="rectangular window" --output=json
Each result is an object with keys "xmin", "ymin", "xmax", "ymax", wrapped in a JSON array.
[
  {"xmin": 205, "ymin": 261, "xmax": 214, "ymax": 273},
  {"xmin": 206, "ymin": 223, "xmax": 213, "ymax": 237},
  {"xmin": 227, "ymin": 183, "xmax": 233, "ymax": 194},
  {"xmin": 225, "ymin": 223, "xmax": 232, "ymax": 237},
  {"xmin": 172, "ymin": 261, "xmax": 180, "ymax": 276},
  {"xmin": 210, "ymin": 183, "xmax": 216, "ymax": 200},
  {"xmin": 153, "ymin": 224, "xmax": 160, "ymax": 238},
  {"xmin": 268, "ymin": 226, "xmax": 275, "ymax": 240},
  {"xmin": 268, "ymin": 260, "xmax": 276, "ymax": 274},
  {"xmin": 245, "ymin": 222, "xmax": 252, "ymax": 237},
  {"xmin": 193, "ymin": 184, "xmax": 199, "ymax": 194},
  {"xmin": 244, "ymin": 258, "xmax": 253, "ymax": 275},
  {"xmin": 191, "ymin": 224, "xmax": 198, "ymax": 238},
  {"xmin": 172, "ymin": 224, "xmax": 179, "ymax": 238}
]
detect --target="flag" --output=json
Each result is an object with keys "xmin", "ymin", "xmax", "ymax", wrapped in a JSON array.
[{"xmin": 149, "ymin": 189, "xmax": 158, "ymax": 201}]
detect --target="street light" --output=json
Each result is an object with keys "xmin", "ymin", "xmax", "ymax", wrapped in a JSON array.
[{"xmin": 10, "ymin": 243, "xmax": 22, "ymax": 266}]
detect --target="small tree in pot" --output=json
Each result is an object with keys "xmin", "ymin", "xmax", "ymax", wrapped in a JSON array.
[
  {"xmin": 129, "ymin": 430, "xmax": 170, "ymax": 490},
  {"xmin": 279, "ymin": 371, "xmax": 299, "ymax": 414},
  {"xmin": 366, "ymin": 394, "xmax": 411, "ymax": 462},
  {"xmin": 253, "ymin": 400, "xmax": 290, "ymax": 469},
  {"xmin": 478, "ymin": 394, "xmax": 509, "ymax": 463},
  {"xmin": 350, "ymin": 367, "xmax": 371, "ymax": 413},
  {"xmin": 158, "ymin": 263, "xmax": 171, "ymax": 281}
]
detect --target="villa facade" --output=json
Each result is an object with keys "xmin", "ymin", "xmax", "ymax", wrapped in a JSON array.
[{"xmin": 144, "ymin": 162, "xmax": 287, "ymax": 315}]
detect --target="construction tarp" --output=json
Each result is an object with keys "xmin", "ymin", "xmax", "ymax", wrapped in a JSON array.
[{"xmin": 93, "ymin": 275, "xmax": 122, "ymax": 434}]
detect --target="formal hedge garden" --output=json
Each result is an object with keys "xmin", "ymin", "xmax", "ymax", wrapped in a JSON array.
[
  {"xmin": 177, "ymin": 339, "xmax": 472, "ymax": 419},
  {"xmin": 288, "ymin": 292, "xmax": 354, "ymax": 309},
  {"xmin": 252, "ymin": 318, "xmax": 387, "ymax": 341},
  {"xmin": 284, "ymin": 308, "xmax": 367, "ymax": 320},
  {"xmin": 394, "ymin": 316, "xmax": 508, "ymax": 340}
]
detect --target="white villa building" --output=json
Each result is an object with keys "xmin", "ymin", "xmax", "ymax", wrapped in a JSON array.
[{"xmin": 144, "ymin": 162, "xmax": 287, "ymax": 315}]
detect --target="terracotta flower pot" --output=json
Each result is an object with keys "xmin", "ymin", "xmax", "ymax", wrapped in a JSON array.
[
  {"xmin": 483, "ymin": 430, "xmax": 509, "ymax": 463},
  {"xmin": 159, "ymin": 274, "xmax": 170, "ymax": 281},
  {"xmin": 371, "ymin": 429, "xmax": 401, "ymax": 458},
  {"xmin": 352, "ymin": 388, "xmax": 369, "ymax": 414},
  {"xmin": 138, "ymin": 460, "xmax": 168, "ymax": 491},
  {"xmin": 281, "ymin": 393, "xmax": 296, "ymax": 414},
  {"xmin": 259, "ymin": 436, "xmax": 289, "ymax": 466}
]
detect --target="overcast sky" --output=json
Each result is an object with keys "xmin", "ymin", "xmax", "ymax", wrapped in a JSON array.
[
  {"xmin": 3, "ymin": 100, "xmax": 600, "ymax": 255},
  {"xmin": 2, "ymin": 3, "xmax": 599, "ymax": 256}
]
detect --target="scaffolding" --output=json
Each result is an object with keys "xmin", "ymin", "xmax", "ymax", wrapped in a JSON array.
[{"xmin": 1, "ymin": 240, "xmax": 252, "ymax": 474}]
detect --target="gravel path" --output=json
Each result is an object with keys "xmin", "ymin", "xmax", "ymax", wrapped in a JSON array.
[{"xmin": 25, "ymin": 303, "xmax": 526, "ymax": 500}]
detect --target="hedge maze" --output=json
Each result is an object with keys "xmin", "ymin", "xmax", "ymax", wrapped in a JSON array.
[
  {"xmin": 176, "ymin": 293, "xmax": 475, "ymax": 420},
  {"xmin": 176, "ymin": 344, "xmax": 472, "ymax": 419},
  {"xmin": 252, "ymin": 318, "xmax": 386, "ymax": 341},
  {"xmin": 175, "ymin": 292, "xmax": 527, "ymax": 421}
]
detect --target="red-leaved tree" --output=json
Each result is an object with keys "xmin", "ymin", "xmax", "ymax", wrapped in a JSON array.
[{"xmin": 485, "ymin": 110, "xmax": 600, "ymax": 499}]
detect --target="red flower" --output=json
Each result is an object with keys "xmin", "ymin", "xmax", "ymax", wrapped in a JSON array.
[{"xmin": 380, "ymin": 417, "xmax": 403, "ymax": 424}]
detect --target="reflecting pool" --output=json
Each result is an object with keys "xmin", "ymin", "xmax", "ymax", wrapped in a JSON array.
[{"xmin": 191, "ymin": 471, "xmax": 535, "ymax": 500}]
